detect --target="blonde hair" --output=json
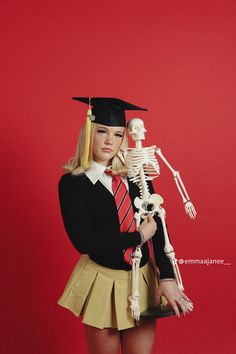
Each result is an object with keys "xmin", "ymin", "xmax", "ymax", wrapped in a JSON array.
[{"xmin": 63, "ymin": 123, "xmax": 128, "ymax": 176}]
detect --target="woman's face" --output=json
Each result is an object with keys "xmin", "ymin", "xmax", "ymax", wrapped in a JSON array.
[{"xmin": 92, "ymin": 124, "xmax": 125, "ymax": 166}]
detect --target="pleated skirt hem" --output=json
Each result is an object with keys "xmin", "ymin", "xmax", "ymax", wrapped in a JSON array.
[{"xmin": 57, "ymin": 255, "xmax": 159, "ymax": 330}]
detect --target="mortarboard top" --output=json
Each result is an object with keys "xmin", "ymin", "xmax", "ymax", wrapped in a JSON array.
[{"xmin": 72, "ymin": 97, "xmax": 147, "ymax": 127}]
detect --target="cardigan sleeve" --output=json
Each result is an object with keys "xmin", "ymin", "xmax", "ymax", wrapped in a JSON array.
[
  {"xmin": 58, "ymin": 173, "xmax": 141, "ymax": 256},
  {"xmin": 147, "ymin": 181, "xmax": 175, "ymax": 279},
  {"xmin": 152, "ymin": 217, "xmax": 175, "ymax": 279}
]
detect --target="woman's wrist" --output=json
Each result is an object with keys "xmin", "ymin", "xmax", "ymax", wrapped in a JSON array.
[
  {"xmin": 159, "ymin": 278, "xmax": 176, "ymax": 283},
  {"xmin": 139, "ymin": 230, "xmax": 146, "ymax": 246}
]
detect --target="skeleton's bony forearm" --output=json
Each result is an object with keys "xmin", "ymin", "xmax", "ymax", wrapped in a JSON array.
[
  {"xmin": 156, "ymin": 148, "xmax": 190, "ymax": 203},
  {"xmin": 156, "ymin": 148, "xmax": 197, "ymax": 219}
]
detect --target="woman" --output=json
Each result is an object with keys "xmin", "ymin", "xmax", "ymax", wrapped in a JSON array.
[{"xmin": 57, "ymin": 97, "xmax": 193, "ymax": 354}]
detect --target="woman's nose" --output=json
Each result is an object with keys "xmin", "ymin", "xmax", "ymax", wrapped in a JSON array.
[{"xmin": 105, "ymin": 134, "xmax": 113, "ymax": 145}]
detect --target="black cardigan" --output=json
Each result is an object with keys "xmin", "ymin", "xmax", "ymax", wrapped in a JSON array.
[{"xmin": 58, "ymin": 172, "xmax": 175, "ymax": 279}]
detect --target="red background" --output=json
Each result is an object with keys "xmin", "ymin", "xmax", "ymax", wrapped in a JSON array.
[{"xmin": 1, "ymin": 0, "xmax": 235, "ymax": 353}]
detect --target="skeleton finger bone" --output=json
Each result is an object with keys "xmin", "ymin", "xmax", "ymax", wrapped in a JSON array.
[{"xmin": 185, "ymin": 202, "xmax": 197, "ymax": 219}]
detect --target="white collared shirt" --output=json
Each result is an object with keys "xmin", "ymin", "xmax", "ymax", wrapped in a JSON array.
[{"xmin": 85, "ymin": 160, "xmax": 129, "ymax": 195}]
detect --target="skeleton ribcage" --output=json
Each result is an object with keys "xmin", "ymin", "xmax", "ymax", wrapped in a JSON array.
[{"xmin": 125, "ymin": 146, "xmax": 160, "ymax": 196}]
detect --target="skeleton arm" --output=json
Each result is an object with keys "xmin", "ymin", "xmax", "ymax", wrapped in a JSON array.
[{"xmin": 156, "ymin": 148, "xmax": 197, "ymax": 219}]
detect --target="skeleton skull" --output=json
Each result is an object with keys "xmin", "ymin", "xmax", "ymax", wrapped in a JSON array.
[{"xmin": 128, "ymin": 118, "xmax": 147, "ymax": 141}]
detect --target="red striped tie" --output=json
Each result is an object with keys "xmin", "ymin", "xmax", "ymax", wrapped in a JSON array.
[{"xmin": 106, "ymin": 171, "xmax": 136, "ymax": 265}]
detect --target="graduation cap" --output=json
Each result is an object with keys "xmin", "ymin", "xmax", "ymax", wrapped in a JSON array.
[
  {"xmin": 72, "ymin": 97, "xmax": 147, "ymax": 168},
  {"xmin": 72, "ymin": 97, "xmax": 147, "ymax": 127}
]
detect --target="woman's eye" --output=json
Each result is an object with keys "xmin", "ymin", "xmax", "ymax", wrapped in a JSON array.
[
  {"xmin": 97, "ymin": 129, "xmax": 106, "ymax": 134},
  {"xmin": 115, "ymin": 133, "xmax": 124, "ymax": 138}
]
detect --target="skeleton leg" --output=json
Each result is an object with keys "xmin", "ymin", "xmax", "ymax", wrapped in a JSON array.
[
  {"xmin": 127, "ymin": 210, "xmax": 144, "ymax": 320},
  {"xmin": 129, "ymin": 246, "xmax": 142, "ymax": 320},
  {"xmin": 134, "ymin": 193, "xmax": 184, "ymax": 291}
]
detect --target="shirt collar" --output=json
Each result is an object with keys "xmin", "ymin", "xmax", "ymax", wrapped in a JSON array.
[{"xmin": 85, "ymin": 161, "xmax": 108, "ymax": 185}]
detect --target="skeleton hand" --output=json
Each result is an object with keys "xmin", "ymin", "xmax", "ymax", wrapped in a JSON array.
[{"xmin": 185, "ymin": 201, "xmax": 197, "ymax": 219}]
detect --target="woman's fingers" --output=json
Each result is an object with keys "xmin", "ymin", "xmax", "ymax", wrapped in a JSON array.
[
  {"xmin": 169, "ymin": 299, "xmax": 181, "ymax": 318},
  {"xmin": 181, "ymin": 293, "xmax": 194, "ymax": 311},
  {"xmin": 142, "ymin": 217, "xmax": 148, "ymax": 225},
  {"xmin": 182, "ymin": 293, "xmax": 194, "ymax": 305},
  {"xmin": 166, "ymin": 294, "xmax": 193, "ymax": 318},
  {"xmin": 156, "ymin": 289, "xmax": 164, "ymax": 306},
  {"xmin": 181, "ymin": 292, "xmax": 192, "ymax": 302},
  {"xmin": 139, "ymin": 215, "xmax": 157, "ymax": 241},
  {"xmin": 185, "ymin": 301, "xmax": 194, "ymax": 311},
  {"xmin": 177, "ymin": 298, "xmax": 190, "ymax": 316},
  {"xmin": 175, "ymin": 295, "xmax": 194, "ymax": 317}
]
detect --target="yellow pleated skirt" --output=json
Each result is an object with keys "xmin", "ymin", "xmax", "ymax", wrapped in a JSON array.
[{"xmin": 57, "ymin": 255, "xmax": 159, "ymax": 330}]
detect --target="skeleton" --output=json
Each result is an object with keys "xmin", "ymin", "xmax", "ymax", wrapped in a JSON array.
[{"xmin": 124, "ymin": 118, "xmax": 197, "ymax": 320}]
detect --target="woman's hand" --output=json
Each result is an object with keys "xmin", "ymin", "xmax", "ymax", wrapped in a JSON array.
[
  {"xmin": 156, "ymin": 280, "xmax": 194, "ymax": 318},
  {"xmin": 138, "ymin": 215, "xmax": 157, "ymax": 242}
]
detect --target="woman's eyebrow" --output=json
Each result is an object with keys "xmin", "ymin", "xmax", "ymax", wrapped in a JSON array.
[{"xmin": 97, "ymin": 126, "xmax": 108, "ymax": 130}]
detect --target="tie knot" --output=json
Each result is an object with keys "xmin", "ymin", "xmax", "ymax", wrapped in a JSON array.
[
  {"xmin": 105, "ymin": 169, "xmax": 116, "ymax": 176},
  {"xmin": 105, "ymin": 169, "xmax": 121, "ymax": 183},
  {"xmin": 104, "ymin": 168, "xmax": 113, "ymax": 176}
]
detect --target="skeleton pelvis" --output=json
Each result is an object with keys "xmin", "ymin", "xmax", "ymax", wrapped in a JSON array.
[{"xmin": 134, "ymin": 194, "xmax": 164, "ymax": 215}]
